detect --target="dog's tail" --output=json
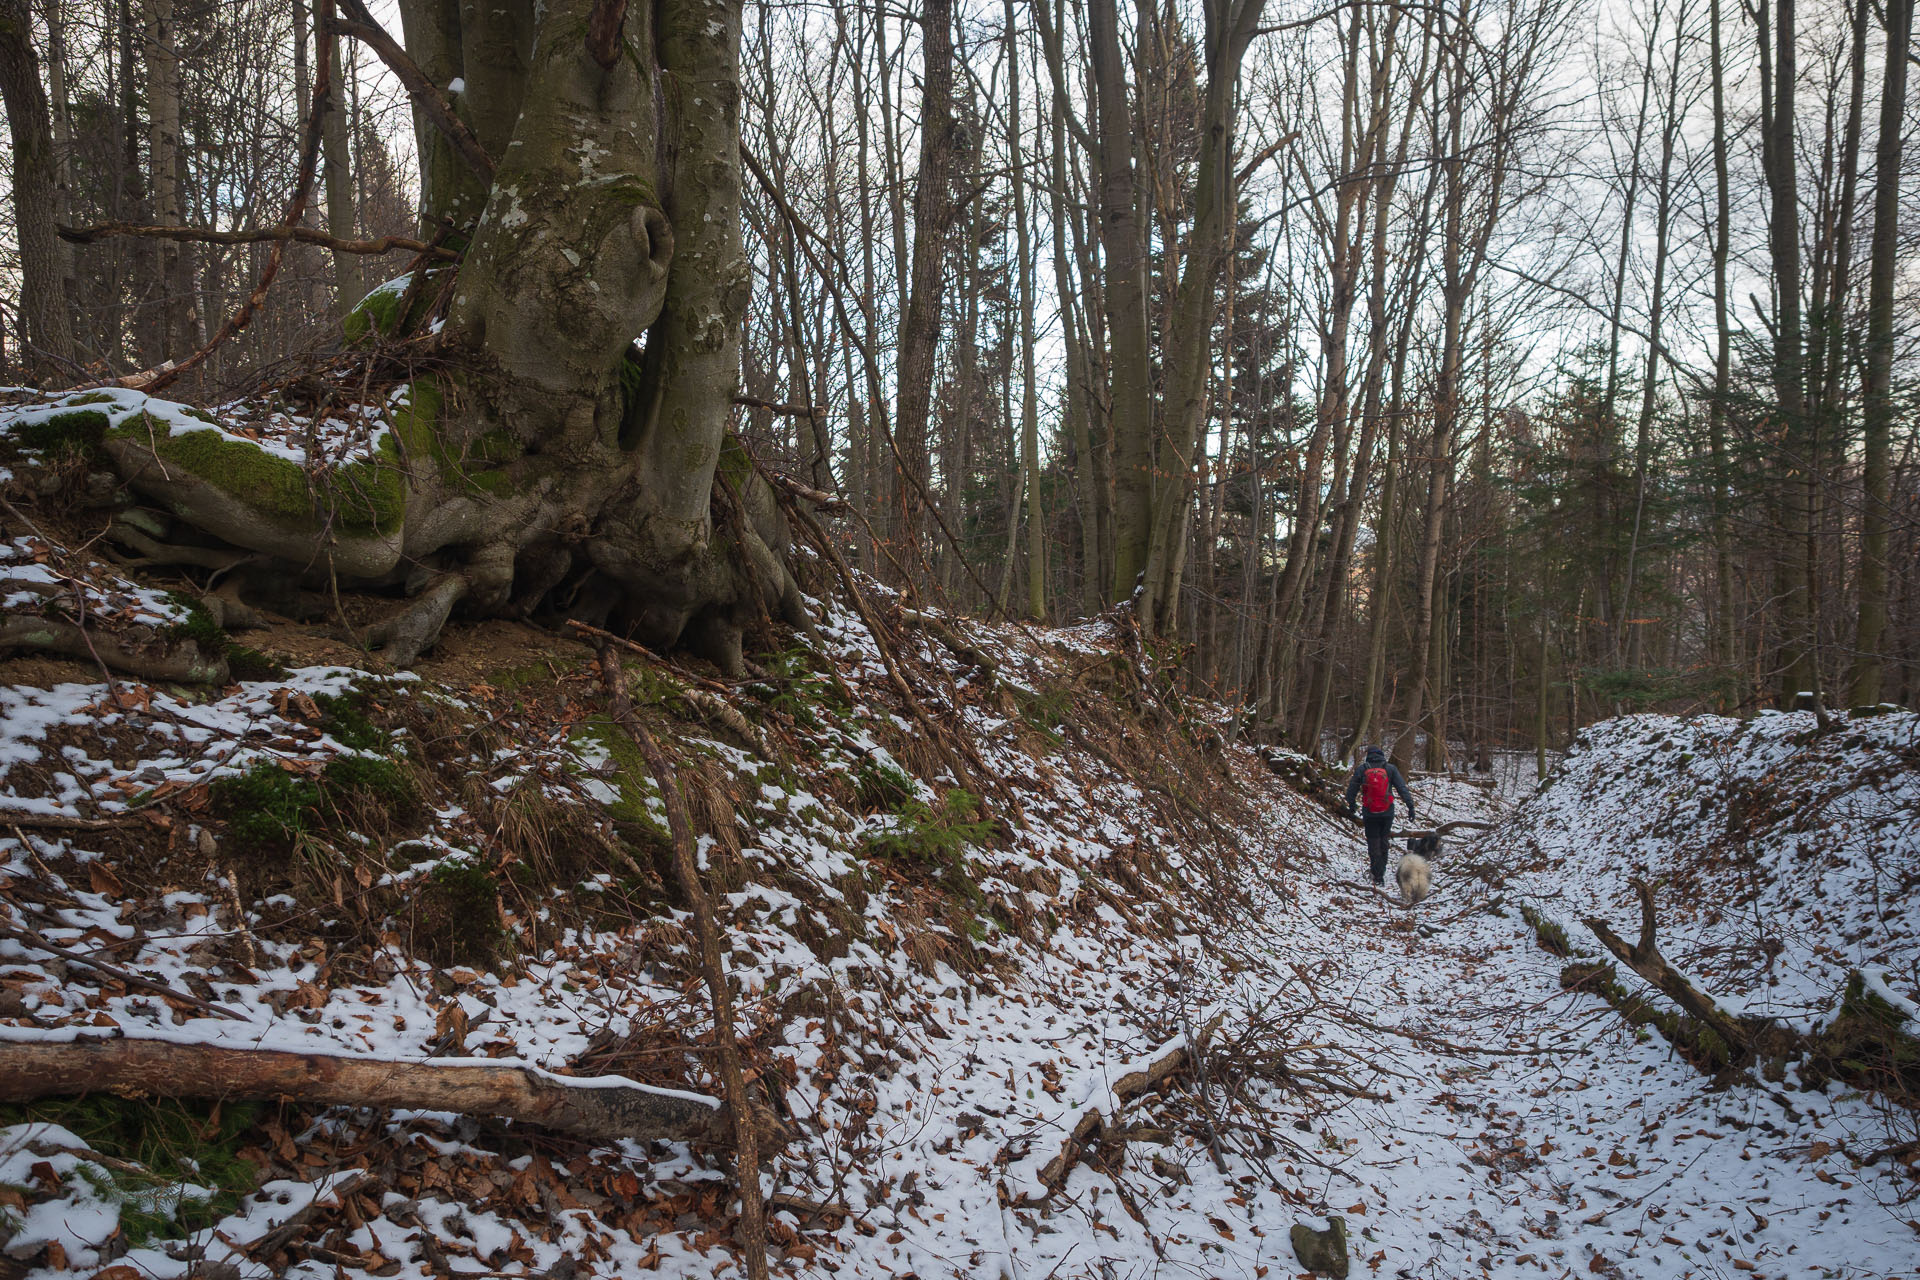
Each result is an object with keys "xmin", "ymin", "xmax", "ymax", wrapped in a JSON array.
[{"xmin": 1397, "ymin": 853, "xmax": 1431, "ymax": 907}]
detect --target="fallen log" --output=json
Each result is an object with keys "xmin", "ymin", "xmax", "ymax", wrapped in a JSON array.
[
  {"xmin": 1583, "ymin": 879, "xmax": 1750, "ymax": 1062},
  {"xmin": 0, "ymin": 1034, "xmax": 723, "ymax": 1145},
  {"xmin": 1392, "ymin": 819, "xmax": 1497, "ymax": 841}
]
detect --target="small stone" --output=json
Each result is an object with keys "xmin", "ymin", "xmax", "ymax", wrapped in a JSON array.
[{"xmin": 1290, "ymin": 1214, "xmax": 1349, "ymax": 1278}]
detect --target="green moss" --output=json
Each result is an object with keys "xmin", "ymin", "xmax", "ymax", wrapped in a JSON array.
[
  {"xmin": 322, "ymin": 754, "xmax": 416, "ymax": 813},
  {"xmin": 14, "ymin": 408, "xmax": 108, "ymax": 453},
  {"xmin": 64, "ymin": 391, "xmax": 118, "ymax": 406},
  {"xmin": 717, "ymin": 432, "xmax": 753, "ymax": 489},
  {"xmin": 411, "ymin": 860, "xmax": 504, "ymax": 967},
  {"xmin": 388, "ymin": 377, "xmax": 520, "ymax": 495},
  {"xmin": 342, "ymin": 272, "xmax": 453, "ymax": 345},
  {"xmin": 163, "ymin": 593, "xmax": 287, "ymax": 682},
  {"xmin": 0, "ymin": 1096, "xmax": 258, "ymax": 1247},
  {"xmin": 110, "ymin": 415, "xmax": 406, "ymax": 536},
  {"xmin": 571, "ymin": 718, "xmax": 668, "ymax": 835},
  {"xmin": 313, "ymin": 691, "xmax": 385, "ymax": 752},
  {"xmin": 210, "ymin": 762, "xmax": 322, "ymax": 853},
  {"xmin": 1521, "ymin": 905, "xmax": 1572, "ymax": 958}
]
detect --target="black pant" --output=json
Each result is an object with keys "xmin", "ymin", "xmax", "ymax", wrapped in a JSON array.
[{"xmin": 1363, "ymin": 812, "xmax": 1394, "ymax": 885}]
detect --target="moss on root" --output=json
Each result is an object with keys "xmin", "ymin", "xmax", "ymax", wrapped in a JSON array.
[
  {"xmin": 14, "ymin": 408, "xmax": 110, "ymax": 455},
  {"xmin": 108, "ymin": 414, "xmax": 407, "ymax": 535},
  {"xmin": 164, "ymin": 593, "xmax": 286, "ymax": 682},
  {"xmin": 388, "ymin": 378, "xmax": 521, "ymax": 497}
]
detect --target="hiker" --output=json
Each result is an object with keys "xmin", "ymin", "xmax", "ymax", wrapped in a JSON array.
[{"xmin": 1344, "ymin": 745, "xmax": 1416, "ymax": 888}]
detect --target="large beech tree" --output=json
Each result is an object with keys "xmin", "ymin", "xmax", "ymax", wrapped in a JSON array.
[{"xmin": 100, "ymin": 0, "xmax": 808, "ymax": 673}]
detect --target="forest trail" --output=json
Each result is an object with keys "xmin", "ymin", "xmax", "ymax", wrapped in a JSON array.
[
  {"xmin": 0, "ymin": 517, "xmax": 1913, "ymax": 1280},
  {"xmin": 848, "ymin": 763, "xmax": 1919, "ymax": 1280}
]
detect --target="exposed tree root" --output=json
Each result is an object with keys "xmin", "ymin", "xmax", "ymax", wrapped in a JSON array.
[
  {"xmin": 365, "ymin": 573, "xmax": 468, "ymax": 666},
  {"xmin": 0, "ymin": 616, "xmax": 227, "ymax": 684},
  {"xmin": 1009, "ymin": 1014, "xmax": 1223, "ymax": 1203}
]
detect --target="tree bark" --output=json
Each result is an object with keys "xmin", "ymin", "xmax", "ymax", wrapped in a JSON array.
[
  {"xmin": 322, "ymin": 5, "xmax": 362, "ymax": 316},
  {"xmin": 144, "ymin": 0, "xmax": 200, "ymax": 359},
  {"xmin": 0, "ymin": 1035, "xmax": 724, "ymax": 1144},
  {"xmin": 1758, "ymin": 0, "xmax": 1815, "ymax": 706},
  {"xmin": 1847, "ymin": 0, "xmax": 1909, "ymax": 707},
  {"xmin": 1088, "ymin": 0, "xmax": 1154, "ymax": 606},
  {"xmin": 0, "ymin": 0, "xmax": 79, "ymax": 376},
  {"xmin": 889, "ymin": 0, "xmax": 956, "ymax": 579}
]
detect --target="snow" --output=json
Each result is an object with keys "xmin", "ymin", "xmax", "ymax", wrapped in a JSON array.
[
  {"xmin": 0, "ymin": 540, "xmax": 1911, "ymax": 1277},
  {"xmin": 0, "ymin": 385, "xmax": 395, "ymax": 468}
]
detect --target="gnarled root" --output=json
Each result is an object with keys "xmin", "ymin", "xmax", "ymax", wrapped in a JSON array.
[
  {"xmin": 365, "ymin": 573, "xmax": 468, "ymax": 666},
  {"xmin": 0, "ymin": 615, "xmax": 228, "ymax": 683}
]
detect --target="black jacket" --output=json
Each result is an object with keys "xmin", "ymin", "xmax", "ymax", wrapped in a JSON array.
[{"xmin": 1344, "ymin": 749, "xmax": 1415, "ymax": 819}]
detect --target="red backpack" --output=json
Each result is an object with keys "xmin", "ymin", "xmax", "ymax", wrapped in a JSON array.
[{"xmin": 1362, "ymin": 766, "xmax": 1392, "ymax": 813}]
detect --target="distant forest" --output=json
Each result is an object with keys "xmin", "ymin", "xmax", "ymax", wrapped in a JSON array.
[{"xmin": 3, "ymin": 0, "xmax": 1917, "ymax": 763}]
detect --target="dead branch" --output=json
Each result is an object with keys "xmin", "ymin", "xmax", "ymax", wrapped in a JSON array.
[
  {"xmin": 1584, "ymin": 878, "xmax": 1751, "ymax": 1060},
  {"xmin": 0, "ymin": 1036, "xmax": 724, "ymax": 1144},
  {"xmin": 899, "ymin": 608, "xmax": 999, "ymax": 687},
  {"xmin": 734, "ymin": 394, "xmax": 829, "ymax": 420},
  {"xmin": 1018, "ymin": 1015, "xmax": 1223, "ymax": 1201},
  {"xmin": 240, "ymin": 1170, "xmax": 370, "ymax": 1260},
  {"xmin": 1392, "ymin": 819, "xmax": 1498, "ymax": 840},
  {"xmin": 330, "ymin": 0, "xmax": 494, "ymax": 182},
  {"xmin": 0, "ymin": 616, "xmax": 229, "ymax": 683},
  {"xmin": 58, "ymin": 222, "xmax": 457, "ymax": 260},
  {"xmin": 771, "ymin": 488, "xmax": 980, "ymax": 794},
  {"xmin": 0, "ymin": 808, "xmax": 143, "ymax": 833},
  {"xmin": 0, "ymin": 922, "xmax": 249, "ymax": 1020},
  {"xmin": 590, "ymin": 643, "xmax": 770, "ymax": 1280}
]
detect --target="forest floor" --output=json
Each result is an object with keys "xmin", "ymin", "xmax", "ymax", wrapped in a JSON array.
[{"xmin": 0, "ymin": 408, "xmax": 1916, "ymax": 1279}]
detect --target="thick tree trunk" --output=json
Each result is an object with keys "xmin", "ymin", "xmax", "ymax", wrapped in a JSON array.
[
  {"xmin": 144, "ymin": 0, "xmax": 200, "ymax": 359},
  {"xmin": 0, "ymin": 0, "xmax": 79, "ymax": 376},
  {"xmin": 322, "ymin": 8, "xmax": 361, "ymax": 316},
  {"xmin": 88, "ymin": 0, "xmax": 801, "ymax": 674},
  {"xmin": 1144, "ymin": 0, "xmax": 1267, "ymax": 636},
  {"xmin": 1007, "ymin": 0, "xmax": 1047, "ymax": 622},
  {"xmin": 1759, "ymin": 0, "xmax": 1815, "ymax": 706},
  {"xmin": 889, "ymin": 0, "xmax": 956, "ymax": 579}
]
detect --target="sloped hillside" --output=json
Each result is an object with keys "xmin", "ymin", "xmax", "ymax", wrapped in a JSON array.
[
  {"xmin": 3, "ymin": 405, "xmax": 1919, "ymax": 1280},
  {"xmin": 1499, "ymin": 710, "xmax": 1920, "ymax": 1027}
]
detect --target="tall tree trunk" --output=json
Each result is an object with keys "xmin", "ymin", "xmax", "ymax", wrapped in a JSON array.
[
  {"xmin": 1848, "ymin": 0, "xmax": 1911, "ymax": 706},
  {"xmin": 1006, "ymin": 0, "xmax": 1047, "ymax": 621},
  {"xmin": 891, "ymin": 0, "xmax": 956, "ymax": 580},
  {"xmin": 1618, "ymin": 0, "xmax": 1690, "ymax": 667},
  {"xmin": 322, "ymin": 7, "xmax": 360, "ymax": 317},
  {"xmin": 1088, "ymin": 0, "xmax": 1154, "ymax": 605},
  {"xmin": 0, "ymin": 0, "xmax": 78, "ymax": 377},
  {"xmin": 1144, "ymin": 0, "xmax": 1269, "ymax": 635},
  {"xmin": 1759, "ymin": 0, "xmax": 1815, "ymax": 705},
  {"xmin": 144, "ymin": 0, "xmax": 199, "ymax": 358},
  {"xmin": 1707, "ymin": 0, "xmax": 1737, "ymax": 690}
]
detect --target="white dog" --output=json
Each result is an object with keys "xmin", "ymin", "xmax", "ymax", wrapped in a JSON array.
[{"xmin": 1397, "ymin": 835, "xmax": 1437, "ymax": 906}]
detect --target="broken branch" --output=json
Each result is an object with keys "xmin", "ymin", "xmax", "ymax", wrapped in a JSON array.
[{"xmin": 1584, "ymin": 878, "xmax": 1750, "ymax": 1061}]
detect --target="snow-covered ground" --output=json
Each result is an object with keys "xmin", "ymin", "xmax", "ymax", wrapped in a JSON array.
[{"xmin": 1, "ymin": 568, "xmax": 1914, "ymax": 1279}]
